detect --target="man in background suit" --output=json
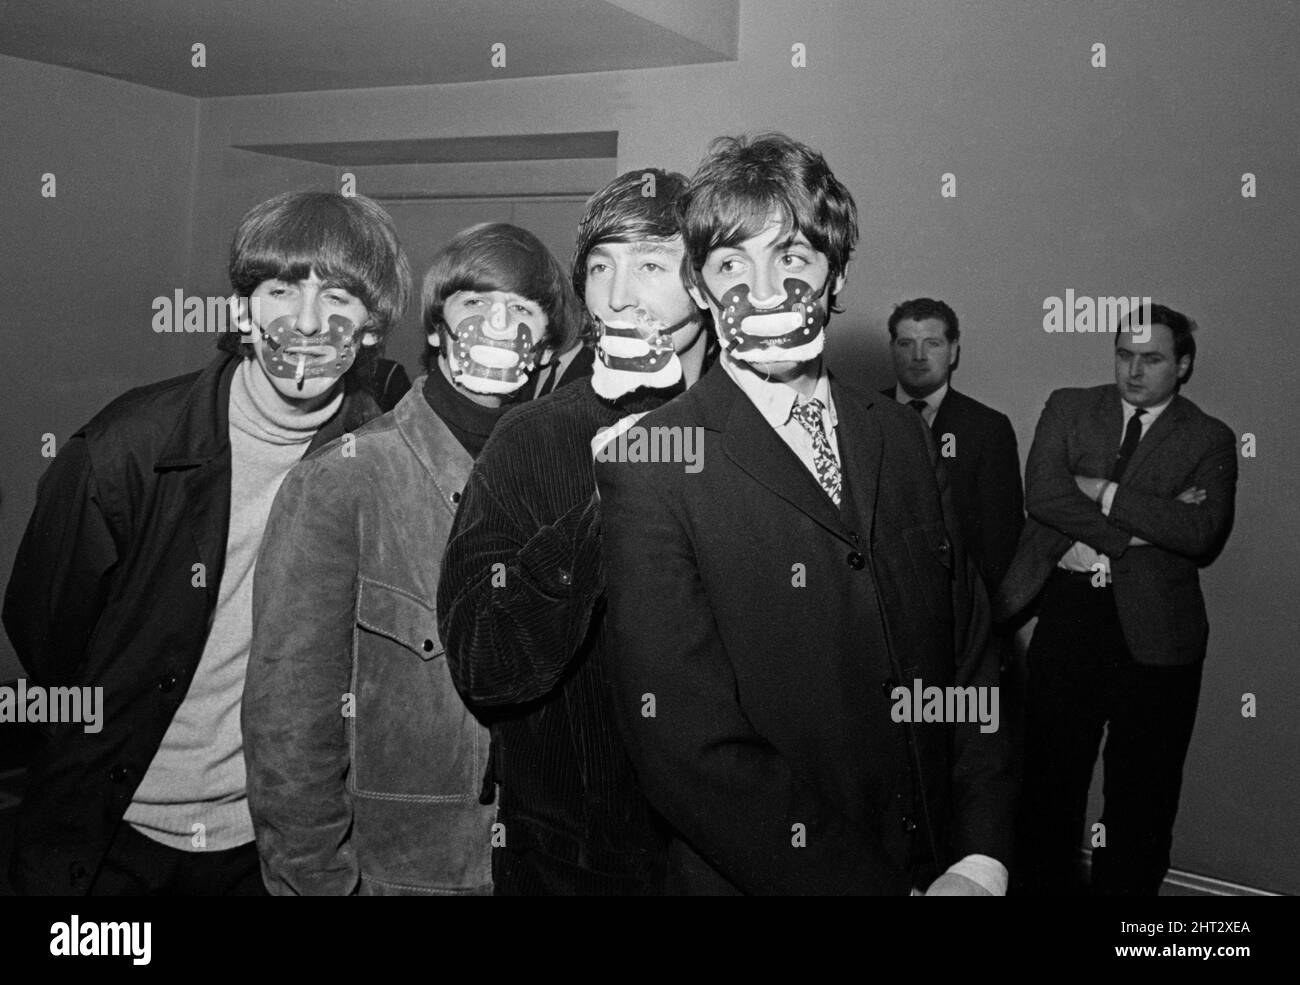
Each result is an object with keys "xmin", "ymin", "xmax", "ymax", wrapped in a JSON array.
[
  {"xmin": 516, "ymin": 334, "xmax": 595, "ymax": 402},
  {"xmin": 997, "ymin": 303, "xmax": 1237, "ymax": 895},
  {"xmin": 597, "ymin": 134, "xmax": 1013, "ymax": 895},
  {"xmin": 885, "ymin": 298, "xmax": 1024, "ymax": 594}
]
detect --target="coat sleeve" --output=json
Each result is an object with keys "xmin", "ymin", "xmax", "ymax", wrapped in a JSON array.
[
  {"xmin": 438, "ymin": 459, "xmax": 603, "ymax": 710},
  {"xmin": 3, "ymin": 434, "xmax": 120, "ymax": 686},
  {"xmin": 931, "ymin": 426, "xmax": 1016, "ymax": 866},
  {"xmin": 1023, "ymin": 391, "xmax": 1132, "ymax": 557},
  {"xmin": 596, "ymin": 455, "xmax": 912, "ymax": 895},
  {"xmin": 973, "ymin": 414, "xmax": 1025, "ymax": 592},
  {"xmin": 1108, "ymin": 422, "xmax": 1237, "ymax": 561},
  {"xmin": 242, "ymin": 458, "xmax": 361, "ymax": 896}
]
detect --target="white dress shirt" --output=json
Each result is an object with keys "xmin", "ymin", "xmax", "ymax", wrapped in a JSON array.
[
  {"xmin": 720, "ymin": 355, "xmax": 840, "ymax": 486},
  {"xmin": 894, "ymin": 381, "xmax": 949, "ymax": 429}
]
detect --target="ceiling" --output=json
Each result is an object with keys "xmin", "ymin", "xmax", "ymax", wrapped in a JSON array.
[{"xmin": 0, "ymin": 0, "xmax": 737, "ymax": 97}]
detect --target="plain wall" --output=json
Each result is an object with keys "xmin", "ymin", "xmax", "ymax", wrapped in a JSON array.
[
  {"xmin": 4, "ymin": 0, "xmax": 1297, "ymax": 891},
  {"xmin": 188, "ymin": 0, "xmax": 1300, "ymax": 892},
  {"xmin": 0, "ymin": 54, "xmax": 201, "ymax": 681}
]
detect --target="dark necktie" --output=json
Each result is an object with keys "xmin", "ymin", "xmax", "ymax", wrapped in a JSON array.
[
  {"xmin": 1110, "ymin": 408, "xmax": 1146, "ymax": 480},
  {"xmin": 536, "ymin": 359, "xmax": 560, "ymax": 398},
  {"xmin": 907, "ymin": 398, "xmax": 928, "ymax": 416}
]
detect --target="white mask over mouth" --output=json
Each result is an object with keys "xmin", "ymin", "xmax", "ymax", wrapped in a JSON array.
[
  {"xmin": 702, "ymin": 276, "xmax": 832, "ymax": 365},
  {"xmin": 590, "ymin": 310, "xmax": 693, "ymax": 399},
  {"xmin": 446, "ymin": 313, "xmax": 542, "ymax": 395},
  {"xmin": 260, "ymin": 312, "xmax": 365, "ymax": 389}
]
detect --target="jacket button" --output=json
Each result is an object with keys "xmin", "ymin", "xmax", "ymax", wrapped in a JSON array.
[
  {"xmin": 846, "ymin": 551, "xmax": 865, "ymax": 570},
  {"xmin": 422, "ymin": 638, "xmax": 435, "ymax": 652},
  {"xmin": 902, "ymin": 816, "xmax": 918, "ymax": 833},
  {"xmin": 450, "ymin": 490, "xmax": 462, "ymax": 504},
  {"xmin": 109, "ymin": 765, "xmax": 130, "ymax": 783},
  {"xmin": 557, "ymin": 569, "xmax": 572, "ymax": 586},
  {"xmin": 69, "ymin": 861, "xmax": 88, "ymax": 884},
  {"xmin": 937, "ymin": 538, "xmax": 950, "ymax": 556},
  {"xmin": 157, "ymin": 673, "xmax": 178, "ymax": 692}
]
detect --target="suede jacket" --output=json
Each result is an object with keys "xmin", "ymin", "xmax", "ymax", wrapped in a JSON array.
[{"xmin": 243, "ymin": 381, "xmax": 495, "ymax": 895}]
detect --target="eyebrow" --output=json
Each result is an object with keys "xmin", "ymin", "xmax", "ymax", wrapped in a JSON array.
[
  {"xmin": 631, "ymin": 240, "xmax": 679, "ymax": 255},
  {"xmin": 773, "ymin": 232, "xmax": 813, "ymax": 251}
]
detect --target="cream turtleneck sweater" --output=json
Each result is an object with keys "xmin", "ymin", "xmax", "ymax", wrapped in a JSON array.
[{"xmin": 125, "ymin": 359, "xmax": 342, "ymax": 852}]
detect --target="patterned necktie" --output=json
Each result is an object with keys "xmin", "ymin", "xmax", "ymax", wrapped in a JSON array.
[
  {"xmin": 1110, "ymin": 407, "xmax": 1146, "ymax": 480},
  {"xmin": 790, "ymin": 398, "xmax": 841, "ymax": 506}
]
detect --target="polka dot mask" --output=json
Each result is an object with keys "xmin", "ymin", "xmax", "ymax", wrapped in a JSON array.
[
  {"xmin": 447, "ymin": 313, "xmax": 541, "ymax": 396},
  {"xmin": 261, "ymin": 313, "xmax": 364, "ymax": 386},
  {"xmin": 702, "ymin": 276, "xmax": 832, "ymax": 365}
]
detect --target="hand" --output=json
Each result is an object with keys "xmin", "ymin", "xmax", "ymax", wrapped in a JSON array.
[
  {"xmin": 1176, "ymin": 486, "xmax": 1206, "ymax": 505},
  {"xmin": 1074, "ymin": 475, "xmax": 1109, "ymax": 502},
  {"xmin": 924, "ymin": 872, "xmax": 992, "ymax": 896}
]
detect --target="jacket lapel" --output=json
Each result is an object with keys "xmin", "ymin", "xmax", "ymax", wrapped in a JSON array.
[
  {"xmin": 1121, "ymin": 393, "xmax": 1189, "ymax": 480},
  {"xmin": 930, "ymin": 387, "xmax": 954, "ymax": 435},
  {"xmin": 395, "ymin": 378, "xmax": 474, "ymax": 514},
  {"xmin": 1092, "ymin": 385, "xmax": 1126, "ymax": 469},
  {"xmin": 155, "ymin": 353, "xmax": 237, "ymax": 608},
  {"xmin": 830, "ymin": 378, "xmax": 881, "ymax": 546},
  {"xmin": 698, "ymin": 362, "xmax": 850, "ymax": 541}
]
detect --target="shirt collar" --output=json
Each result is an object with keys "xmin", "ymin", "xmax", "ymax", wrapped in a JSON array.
[
  {"xmin": 895, "ymin": 380, "xmax": 948, "ymax": 414},
  {"xmin": 721, "ymin": 352, "xmax": 836, "ymax": 428},
  {"xmin": 1121, "ymin": 391, "xmax": 1174, "ymax": 426}
]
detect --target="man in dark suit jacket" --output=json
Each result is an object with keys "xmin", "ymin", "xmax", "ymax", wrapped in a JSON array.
[
  {"xmin": 596, "ymin": 134, "xmax": 1013, "ymax": 895},
  {"xmin": 997, "ymin": 304, "xmax": 1237, "ymax": 895},
  {"xmin": 514, "ymin": 339, "xmax": 595, "ymax": 402},
  {"xmin": 884, "ymin": 298, "xmax": 1024, "ymax": 594}
]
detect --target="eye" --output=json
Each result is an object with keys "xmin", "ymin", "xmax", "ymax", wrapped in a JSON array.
[
  {"xmin": 780, "ymin": 253, "xmax": 809, "ymax": 269},
  {"xmin": 511, "ymin": 303, "xmax": 535, "ymax": 316},
  {"xmin": 641, "ymin": 262, "xmax": 664, "ymax": 274},
  {"xmin": 461, "ymin": 297, "xmax": 483, "ymax": 307},
  {"xmin": 717, "ymin": 258, "xmax": 743, "ymax": 275},
  {"xmin": 587, "ymin": 261, "xmax": 610, "ymax": 276}
]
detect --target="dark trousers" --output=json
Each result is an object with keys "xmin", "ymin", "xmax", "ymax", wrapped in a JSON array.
[
  {"xmin": 89, "ymin": 820, "xmax": 268, "ymax": 896},
  {"xmin": 1014, "ymin": 570, "xmax": 1203, "ymax": 896},
  {"xmin": 491, "ymin": 816, "xmax": 665, "ymax": 896}
]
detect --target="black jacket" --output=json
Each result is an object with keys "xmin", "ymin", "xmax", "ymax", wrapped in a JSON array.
[
  {"xmin": 885, "ymin": 386, "xmax": 1024, "ymax": 594},
  {"xmin": 3, "ymin": 352, "xmax": 379, "ymax": 894},
  {"xmin": 437, "ymin": 379, "xmax": 666, "ymax": 893},
  {"xmin": 596, "ymin": 363, "xmax": 1013, "ymax": 894}
]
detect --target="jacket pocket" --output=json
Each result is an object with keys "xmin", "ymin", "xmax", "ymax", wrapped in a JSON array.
[{"xmin": 349, "ymin": 578, "xmax": 487, "ymax": 802}]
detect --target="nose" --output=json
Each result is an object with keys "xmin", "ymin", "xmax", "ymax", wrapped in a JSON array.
[
  {"xmin": 609, "ymin": 265, "xmax": 635, "ymax": 311},
  {"xmin": 749, "ymin": 265, "xmax": 782, "ymax": 307},
  {"xmin": 294, "ymin": 293, "xmax": 322, "ymax": 335},
  {"xmin": 483, "ymin": 300, "xmax": 512, "ymax": 338}
]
